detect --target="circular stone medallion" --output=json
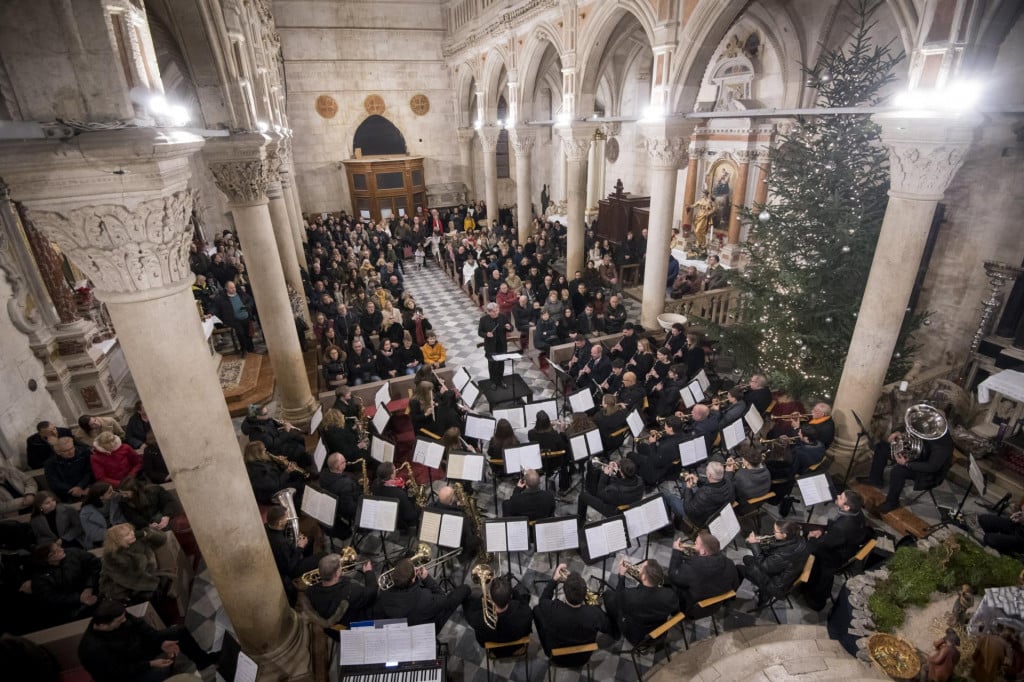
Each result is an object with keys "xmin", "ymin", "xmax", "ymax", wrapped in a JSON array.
[
  {"xmin": 606, "ymin": 137, "xmax": 620, "ymax": 163},
  {"xmin": 364, "ymin": 94, "xmax": 386, "ymax": 115},
  {"xmin": 410, "ymin": 94, "xmax": 430, "ymax": 116},
  {"xmin": 315, "ymin": 95, "xmax": 338, "ymax": 119}
]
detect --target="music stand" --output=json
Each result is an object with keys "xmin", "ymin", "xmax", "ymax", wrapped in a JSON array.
[
  {"xmin": 551, "ymin": 363, "xmax": 574, "ymax": 418},
  {"xmin": 579, "ymin": 515, "xmax": 629, "ymax": 584},
  {"xmin": 355, "ymin": 496, "xmax": 400, "ymax": 567},
  {"xmin": 841, "ymin": 410, "xmax": 873, "ymax": 486},
  {"xmin": 419, "ymin": 508, "xmax": 465, "ymax": 590},
  {"xmin": 533, "ymin": 516, "xmax": 580, "ymax": 573},
  {"xmin": 483, "ymin": 517, "xmax": 530, "ymax": 580}
]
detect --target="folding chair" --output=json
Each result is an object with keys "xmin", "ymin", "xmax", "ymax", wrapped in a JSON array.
[
  {"xmin": 758, "ymin": 555, "xmax": 814, "ymax": 624},
  {"xmin": 735, "ymin": 492, "xmax": 776, "ymax": 535},
  {"xmin": 623, "ymin": 612, "xmax": 685, "ymax": 680},
  {"xmin": 483, "ymin": 634, "xmax": 531, "ymax": 682},
  {"xmin": 546, "ymin": 642, "xmax": 598, "ymax": 682},
  {"xmin": 832, "ymin": 538, "xmax": 878, "ymax": 604}
]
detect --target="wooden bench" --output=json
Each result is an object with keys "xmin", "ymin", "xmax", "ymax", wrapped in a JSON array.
[
  {"xmin": 548, "ymin": 332, "xmax": 624, "ymax": 367},
  {"xmin": 317, "ymin": 367, "xmax": 457, "ymax": 410}
]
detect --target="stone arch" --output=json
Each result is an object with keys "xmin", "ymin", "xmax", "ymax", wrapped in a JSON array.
[
  {"xmin": 452, "ymin": 62, "xmax": 478, "ymax": 128},
  {"xmin": 480, "ymin": 46, "xmax": 510, "ymax": 121},
  {"xmin": 518, "ymin": 23, "xmax": 564, "ymax": 113},
  {"xmin": 668, "ymin": 0, "xmax": 751, "ymax": 114},
  {"xmin": 353, "ymin": 115, "xmax": 407, "ymax": 156},
  {"xmin": 576, "ymin": 1, "xmax": 657, "ymax": 116}
]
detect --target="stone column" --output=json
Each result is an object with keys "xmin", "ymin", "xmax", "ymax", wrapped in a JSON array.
[
  {"xmin": 585, "ymin": 130, "xmax": 606, "ymax": 222},
  {"xmin": 832, "ymin": 114, "xmax": 978, "ymax": 466},
  {"xmin": 266, "ymin": 140, "xmax": 310, "ymax": 329},
  {"xmin": 639, "ymin": 120, "xmax": 691, "ymax": 331},
  {"xmin": 280, "ymin": 169, "xmax": 308, "ymax": 270},
  {"xmin": 457, "ymin": 127, "xmax": 476, "ymax": 201},
  {"xmin": 720, "ymin": 151, "xmax": 751, "ymax": 267},
  {"xmin": 2, "ymin": 129, "xmax": 309, "ymax": 676},
  {"xmin": 509, "ymin": 126, "xmax": 535, "ymax": 244},
  {"xmin": 681, "ymin": 142, "xmax": 700, "ymax": 232},
  {"xmin": 555, "ymin": 122, "xmax": 598, "ymax": 277},
  {"xmin": 206, "ymin": 133, "xmax": 317, "ymax": 424},
  {"xmin": 753, "ymin": 152, "xmax": 771, "ymax": 207},
  {"xmin": 479, "ymin": 126, "xmax": 501, "ymax": 228}
]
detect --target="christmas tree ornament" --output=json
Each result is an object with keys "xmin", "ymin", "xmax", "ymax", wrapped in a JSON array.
[{"xmin": 758, "ymin": 210, "xmax": 771, "ymax": 222}]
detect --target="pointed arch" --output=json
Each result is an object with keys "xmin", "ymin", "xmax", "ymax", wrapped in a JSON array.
[
  {"xmin": 576, "ymin": 2, "xmax": 656, "ymax": 117},
  {"xmin": 480, "ymin": 46, "xmax": 510, "ymax": 121}
]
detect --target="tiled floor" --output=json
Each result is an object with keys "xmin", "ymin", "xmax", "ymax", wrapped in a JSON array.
[{"xmin": 191, "ymin": 259, "xmax": 973, "ymax": 682}]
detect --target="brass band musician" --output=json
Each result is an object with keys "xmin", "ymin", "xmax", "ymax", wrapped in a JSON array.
[
  {"xmin": 319, "ymin": 453, "xmax": 362, "ymax": 540},
  {"xmin": 372, "ymin": 558, "xmax": 471, "ymax": 632},
  {"xmin": 737, "ymin": 520, "xmax": 809, "ymax": 608},
  {"xmin": 502, "ymin": 469, "xmax": 555, "ymax": 521},
  {"xmin": 462, "ymin": 573, "xmax": 533, "ymax": 655},
  {"xmin": 306, "ymin": 552, "xmax": 377, "ymax": 636},
  {"xmin": 533, "ymin": 564, "xmax": 610, "ymax": 663},
  {"xmin": 743, "ymin": 375, "xmax": 773, "ymax": 416},
  {"xmin": 602, "ymin": 559, "xmax": 677, "ymax": 644},
  {"xmin": 668, "ymin": 532, "xmax": 740, "ymax": 614},
  {"xmin": 371, "ymin": 463, "xmax": 420, "ymax": 534},
  {"xmin": 789, "ymin": 402, "xmax": 835, "ymax": 475},
  {"xmin": 431, "ymin": 486, "xmax": 483, "ymax": 561}
]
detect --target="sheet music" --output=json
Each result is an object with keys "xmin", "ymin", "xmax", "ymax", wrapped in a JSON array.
[
  {"xmin": 419, "ymin": 509, "xmax": 442, "ymax": 545},
  {"xmin": 503, "ymin": 362, "xmax": 515, "ymax": 377},
  {"xmin": 679, "ymin": 386, "xmax": 696, "ymax": 408},
  {"xmin": 743, "ymin": 405, "xmax": 764, "ymax": 434},
  {"xmin": 584, "ymin": 518, "xmax": 628, "ymax": 559},
  {"xmin": 503, "ymin": 443, "xmax": 542, "ymax": 473},
  {"xmin": 494, "ymin": 406, "xmax": 526, "ymax": 429},
  {"xmin": 461, "ymin": 381, "xmax": 480, "ymax": 407},
  {"xmin": 722, "ymin": 419, "xmax": 746, "ymax": 450},
  {"xmin": 454, "ymin": 367, "xmax": 473, "ymax": 392},
  {"xmin": 534, "ymin": 517, "xmax": 580, "ymax": 553},
  {"xmin": 413, "ymin": 439, "xmax": 445, "ymax": 469},
  {"xmin": 569, "ymin": 389, "xmax": 595, "ymax": 413},
  {"xmin": 371, "ymin": 406, "xmax": 390, "ymax": 435},
  {"xmin": 358, "ymin": 497, "xmax": 398, "ymax": 532},
  {"xmin": 524, "ymin": 400, "xmax": 557, "ymax": 428},
  {"xmin": 797, "ymin": 474, "xmax": 832, "ymax": 507},
  {"xmin": 969, "ymin": 454, "xmax": 986, "ymax": 495},
  {"xmin": 438, "ymin": 513, "xmax": 464, "ymax": 548},
  {"xmin": 585, "ymin": 429, "xmax": 603, "ymax": 456},
  {"xmin": 309, "ymin": 406, "xmax": 323, "ymax": 435},
  {"xmin": 569, "ymin": 433, "xmax": 589, "ymax": 462},
  {"xmin": 485, "ymin": 521, "xmax": 508, "ymax": 552},
  {"xmin": 313, "ymin": 438, "xmax": 328, "ymax": 471},
  {"xmin": 493, "ymin": 352, "xmax": 522, "ymax": 361},
  {"xmin": 234, "ymin": 651, "xmax": 258, "ymax": 682},
  {"xmin": 679, "ymin": 437, "xmax": 708, "ymax": 466},
  {"xmin": 688, "ymin": 380, "xmax": 705, "ymax": 403},
  {"xmin": 623, "ymin": 495, "xmax": 670, "ymax": 539},
  {"xmin": 447, "ymin": 453, "xmax": 484, "ymax": 481},
  {"xmin": 465, "ymin": 414, "xmax": 496, "ymax": 441},
  {"xmin": 374, "ymin": 382, "xmax": 391, "ymax": 409},
  {"xmin": 695, "ymin": 369, "xmax": 710, "ymax": 392},
  {"xmin": 626, "ymin": 410, "xmax": 645, "ymax": 438},
  {"xmin": 362, "ymin": 629, "xmax": 388, "ymax": 665},
  {"xmin": 709, "ymin": 503, "xmax": 740, "ymax": 547},
  {"xmin": 371, "ymin": 436, "xmax": 395, "ymax": 464},
  {"xmin": 300, "ymin": 486, "xmax": 337, "ymax": 526},
  {"xmin": 409, "ymin": 623, "xmax": 436, "ymax": 660},
  {"xmin": 506, "ymin": 519, "xmax": 530, "ymax": 552}
]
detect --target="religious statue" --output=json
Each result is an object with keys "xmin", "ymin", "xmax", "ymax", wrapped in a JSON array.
[
  {"xmin": 540, "ymin": 184, "xmax": 550, "ymax": 215},
  {"xmin": 689, "ymin": 191, "xmax": 715, "ymax": 251},
  {"xmin": 711, "ymin": 169, "xmax": 732, "ymax": 229}
]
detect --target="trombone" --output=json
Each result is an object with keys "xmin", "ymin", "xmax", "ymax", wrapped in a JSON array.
[
  {"xmin": 297, "ymin": 546, "xmax": 366, "ymax": 588},
  {"xmin": 377, "ymin": 543, "xmax": 462, "ymax": 590}
]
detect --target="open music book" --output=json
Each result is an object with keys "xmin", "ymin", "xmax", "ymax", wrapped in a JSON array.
[
  {"xmin": 453, "ymin": 366, "xmax": 473, "ymax": 392},
  {"xmin": 493, "ymin": 406, "xmax": 526, "ymax": 429},
  {"xmin": 722, "ymin": 419, "xmax": 746, "ymax": 450},
  {"xmin": 313, "ymin": 438, "xmax": 328, "ymax": 471},
  {"xmin": 569, "ymin": 429, "xmax": 604, "ymax": 462},
  {"xmin": 679, "ymin": 385, "xmax": 696, "ymax": 408},
  {"xmin": 465, "ymin": 414, "xmax": 496, "ymax": 441},
  {"xmin": 356, "ymin": 496, "xmax": 399, "ymax": 533},
  {"xmin": 446, "ymin": 452, "xmax": 484, "ymax": 481},
  {"xmin": 371, "ymin": 407, "xmax": 390, "ymax": 435},
  {"xmin": 626, "ymin": 410, "xmax": 645, "ymax": 438},
  {"xmin": 534, "ymin": 516, "xmax": 579, "ymax": 553},
  {"xmin": 301, "ymin": 486, "xmax": 338, "ymax": 527},
  {"xmin": 568, "ymin": 389, "xmax": 595, "ymax": 413},
  {"xmin": 679, "ymin": 436, "xmax": 708, "ymax": 467},
  {"xmin": 413, "ymin": 439, "xmax": 445, "ymax": 469},
  {"xmin": 371, "ymin": 436, "xmax": 395, "ymax": 464},
  {"xmin": 503, "ymin": 443, "xmax": 542, "ymax": 473},
  {"xmin": 374, "ymin": 382, "xmax": 391, "ymax": 409},
  {"xmin": 743, "ymin": 405, "xmax": 764, "ymax": 435},
  {"xmin": 309, "ymin": 406, "xmax": 323, "ymax": 435},
  {"xmin": 694, "ymin": 369, "xmax": 710, "ymax": 392},
  {"xmin": 622, "ymin": 494, "xmax": 670, "ymax": 539},
  {"xmin": 419, "ymin": 509, "xmax": 464, "ymax": 549},
  {"xmin": 483, "ymin": 517, "xmax": 530, "ymax": 553},
  {"xmin": 797, "ymin": 473, "xmax": 833, "ymax": 507},
  {"xmin": 708, "ymin": 503, "xmax": 741, "ymax": 547},
  {"xmin": 461, "ymin": 381, "xmax": 481, "ymax": 408},
  {"xmin": 338, "ymin": 623, "xmax": 436, "ymax": 666},
  {"xmin": 686, "ymin": 379, "xmax": 705, "ymax": 403},
  {"xmin": 524, "ymin": 400, "xmax": 558, "ymax": 429},
  {"xmin": 583, "ymin": 516, "xmax": 628, "ymax": 559}
]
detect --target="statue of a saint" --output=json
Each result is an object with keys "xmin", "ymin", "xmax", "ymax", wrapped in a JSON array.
[
  {"xmin": 689, "ymin": 191, "xmax": 715, "ymax": 250},
  {"xmin": 540, "ymin": 184, "xmax": 550, "ymax": 215},
  {"xmin": 711, "ymin": 169, "xmax": 732, "ymax": 228}
]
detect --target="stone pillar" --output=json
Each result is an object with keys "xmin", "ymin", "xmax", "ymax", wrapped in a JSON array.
[
  {"xmin": 457, "ymin": 128, "xmax": 476, "ymax": 201},
  {"xmin": 585, "ymin": 130, "xmax": 606, "ymax": 222},
  {"xmin": 753, "ymin": 152, "xmax": 771, "ymax": 207},
  {"xmin": 681, "ymin": 142, "xmax": 700, "ymax": 232},
  {"xmin": 2, "ymin": 129, "xmax": 309, "ymax": 676},
  {"xmin": 639, "ymin": 120, "xmax": 691, "ymax": 331},
  {"xmin": 280, "ymin": 169, "xmax": 307, "ymax": 270},
  {"xmin": 206, "ymin": 133, "xmax": 317, "ymax": 424},
  {"xmin": 479, "ymin": 126, "xmax": 500, "ymax": 229},
  {"xmin": 721, "ymin": 151, "xmax": 751, "ymax": 267},
  {"xmin": 832, "ymin": 114, "xmax": 978, "ymax": 466},
  {"xmin": 266, "ymin": 140, "xmax": 310, "ymax": 329},
  {"xmin": 509, "ymin": 126, "xmax": 535, "ymax": 244},
  {"xmin": 555, "ymin": 122, "xmax": 598, "ymax": 277}
]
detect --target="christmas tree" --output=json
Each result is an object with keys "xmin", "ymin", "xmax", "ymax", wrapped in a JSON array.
[{"xmin": 720, "ymin": 0, "xmax": 915, "ymax": 401}]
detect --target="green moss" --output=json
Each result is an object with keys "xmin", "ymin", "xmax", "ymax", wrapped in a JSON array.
[{"xmin": 866, "ymin": 536, "xmax": 1022, "ymax": 633}]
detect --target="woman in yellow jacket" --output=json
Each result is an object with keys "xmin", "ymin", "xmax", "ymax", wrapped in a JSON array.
[{"xmin": 421, "ymin": 331, "xmax": 447, "ymax": 369}]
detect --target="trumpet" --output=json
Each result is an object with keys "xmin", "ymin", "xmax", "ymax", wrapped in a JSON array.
[
  {"xmin": 471, "ymin": 562, "xmax": 497, "ymax": 629},
  {"xmin": 750, "ymin": 534, "xmax": 776, "ymax": 546},
  {"xmin": 725, "ymin": 456, "xmax": 748, "ymax": 471},
  {"xmin": 680, "ymin": 471, "xmax": 699, "ymax": 488},
  {"xmin": 622, "ymin": 560, "xmax": 647, "ymax": 584},
  {"xmin": 759, "ymin": 436, "xmax": 791, "ymax": 446},
  {"xmin": 786, "ymin": 413, "xmax": 816, "ymax": 421},
  {"xmin": 555, "ymin": 566, "xmax": 603, "ymax": 605}
]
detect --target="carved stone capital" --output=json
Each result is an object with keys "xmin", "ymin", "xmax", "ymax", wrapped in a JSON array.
[
  {"xmin": 639, "ymin": 119, "xmax": 696, "ymax": 170},
  {"xmin": 873, "ymin": 113, "xmax": 980, "ymax": 200},
  {"xmin": 456, "ymin": 127, "xmax": 476, "ymax": 144},
  {"xmin": 478, "ymin": 125, "xmax": 502, "ymax": 153},
  {"xmin": 555, "ymin": 122, "xmax": 600, "ymax": 163},
  {"xmin": 508, "ymin": 127, "xmax": 536, "ymax": 157},
  {"xmin": 24, "ymin": 190, "xmax": 196, "ymax": 298},
  {"xmin": 205, "ymin": 133, "xmax": 272, "ymax": 205}
]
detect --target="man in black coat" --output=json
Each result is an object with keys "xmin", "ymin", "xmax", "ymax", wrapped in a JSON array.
[
  {"xmin": 306, "ymin": 552, "xmax": 377, "ymax": 634},
  {"xmin": 603, "ymin": 295, "xmax": 627, "ymax": 334},
  {"xmin": 430, "ymin": 486, "xmax": 482, "ymax": 562},
  {"xmin": 789, "ymin": 402, "xmax": 836, "ymax": 475},
  {"xmin": 373, "ymin": 558, "xmax": 471, "ymax": 632},
  {"xmin": 78, "ymin": 600, "xmax": 217, "ymax": 682},
  {"xmin": 860, "ymin": 426, "xmax": 953, "ymax": 513},
  {"xmin": 578, "ymin": 458, "xmax": 645, "ymax": 520},
  {"xmin": 502, "ymin": 469, "xmax": 555, "ymax": 520},
  {"xmin": 371, "ymin": 463, "xmax": 421, "ymax": 533},
  {"xmin": 608, "ymin": 322, "xmax": 639, "ymax": 363},
  {"xmin": 651, "ymin": 364, "xmax": 687, "ymax": 419},
  {"xmin": 462, "ymin": 574, "xmax": 533, "ymax": 655},
  {"xmin": 533, "ymin": 565, "xmax": 610, "ymax": 663},
  {"xmin": 575, "ymin": 343, "xmax": 612, "ymax": 390},
  {"xmin": 44, "ymin": 437, "xmax": 94, "ymax": 502},
  {"xmin": 632, "ymin": 416, "xmax": 686, "ymax": 487},
  {"xmin": 31, "ymin": 542, "xmax": 101, "ymax": 626},
  {"xmin": 616, "ymin": 371, "xmax": 646, "ymax": 414},
  {"xmin": 27, "ymin": 421, "xmax": 74, "ymax": 469},
  {"xmin": 668, "ymin": 532, "xmax": 740, "ymax": 614},
  {"xmin": 739, "ymin": 520, "xmax": 810, "ymax": 607},
  {"xmin": 478, "ymin": 302, "xmax": 512, "ymax": 388},
  {"xmin": 667, "ymin": 461, "xmax": 735, "ymax": 529},
  {"xmin": 804, "ymin": 490, "xmax": 868, "ymax": 610},
  {"xmin": 212, "ymin": 281, "xmax": 255, "ymax": 355},
  {"xmin": 319, "ymin": 453, "xmax": 362, "ymax": 540},
  {"xmin": 603, "ymin": 558, "xmax": 677, "ymax": 644},
  {"xmin": 266, "ymin": 505, "xmax": 320, "ymax": 601},
  {"xmin": 743, "ymin": 374, "xmax": 773, "ymax": 415}
]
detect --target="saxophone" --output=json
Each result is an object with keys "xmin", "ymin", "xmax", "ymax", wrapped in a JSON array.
[
  {"xmin": 357, "ymin": 457, "xmax": 369, "ymax": 496},
  {"xmin": 396, "ymin": 461, "xmax": 428, "ymax": 507},
  {"xmin": 453, "ymin": 482, "xmax": 490, "ymax": 562}
]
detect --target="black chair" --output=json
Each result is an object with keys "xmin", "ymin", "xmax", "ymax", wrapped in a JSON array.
[
  {"xmin": 682, "ymin": 589, "xmax": 737, "ymax": 645},
  {"xmin": 622, "ymin": 612, "xmax": 685, "ymax": 680},
  {"xmin": 545, "ymin": 641, "xmax": 598, "ymax": 682},
  {"xmin": 754, "ymin": 555, "xmax": 814, "ymax": 624}
]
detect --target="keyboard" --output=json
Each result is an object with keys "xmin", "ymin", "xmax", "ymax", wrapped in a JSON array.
[{"xmin": 340, "ymin": 659, "xmax": 445, "ymax": 682}]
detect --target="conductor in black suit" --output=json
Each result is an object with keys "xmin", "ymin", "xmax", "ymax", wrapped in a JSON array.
[
  {"xmin": 502, "ymin": 468, "xmax": 555, "ymax": 520},
  {"xmin": 533, "ymin": 564, "xmax": 610, "ymax": 664},
  {"xmin": 478, "ymin": 302, "xmax": 512, "ymax": 389},
  {"xmin": 668, "ymin": 531, "xmax": 740, "ymax": 614},
  {"xmin": 603, "ymin": 558, "xmax": 677, "ymax": 644}
]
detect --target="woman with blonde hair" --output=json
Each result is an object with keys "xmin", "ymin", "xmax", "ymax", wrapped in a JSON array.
[
  {"xmin": 242, "ymin": 441, "xmax": 305, "ymax": 505},
  {"xmin": 409, "ymin": 381, "xmax": 438, "ymax": 438},
  {"xmin": 99, "ymin": 522, "xmax": 169, "ymax": 605},
  {"xmin": 90, "ymin": 432, "xmax": 141, "ymax": 487}
]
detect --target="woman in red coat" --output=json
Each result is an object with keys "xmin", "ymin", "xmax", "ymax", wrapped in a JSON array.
[{"xmin": 90, "ymin": 432, "xmax": 142, "ymax": 487}]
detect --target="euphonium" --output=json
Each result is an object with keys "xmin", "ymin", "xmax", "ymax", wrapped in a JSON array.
[
  {"xmin": 622, "ymin": 560, "xmax": 644, "ymax": 583},
  {"xmin": 272, "ymin": 487, "xmax": 301, "ymax": 547},
  {"xmin": 471, "ymin": 562, "xmax": 498, "ymax": 629}
]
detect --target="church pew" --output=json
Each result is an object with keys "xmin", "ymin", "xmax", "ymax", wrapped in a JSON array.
[
  {"xmin": 316, "ymin": 366, "xmax": 457, "ymax": 410},
  {"xmin": 548, "ymin": 332, "xmax": 624, "ymax": 367}
]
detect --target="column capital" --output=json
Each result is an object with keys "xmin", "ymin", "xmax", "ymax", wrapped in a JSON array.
[
  {"xmin": 639, "ymin": 119, "xmax": 695, "ymax": 170},
  {"xmin": 456, "ymin": 127, "xmax": 476, "ymax": 144},
  {"xmin": 508, "ymin": 126, "xmax": 536, "ymax": 157},
  {"xmin": 555, "ymin": 121, "xmax": 600, "ymax": 163},
  {"xmin": 478, "ymin": 125, "xmax": 502, "ymax": 153},
  {"xmin": 205, "ymin": 133, "xmax": 273, "ymax": 205},
  {"xmin": 873, "ymin": 113, "xmax": 981, "ymax": 200}
]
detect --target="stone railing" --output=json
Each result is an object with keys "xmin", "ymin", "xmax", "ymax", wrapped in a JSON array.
[
  {"xmin": 664, "ymin": 287, "xmax": 741, "ymax": 327},
  {"xmin": 444, "ymin": 0, "xmax": 558, "ymax": 57}
]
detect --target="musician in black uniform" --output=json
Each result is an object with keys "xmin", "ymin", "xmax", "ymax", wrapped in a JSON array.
[
  {"xmin": 533, "ymin": 565, "xmax": 610, "ymax": 664},
  {"xmin": 478, "ymin": 302, "xmax": 512, "ymax": 389},
  {"xmin": 373, "ymin": 558, "xmax": 471, "ymax": 632},
  {"xmin": 463, "ymin": 574, "xmax": 533, "ymax": 655},
  {"xmin": 743, "ymin": 375, "xmax": 773, "ymax": 415},
  {"xmin": 431, "ymin": 486, "xmax": 482, "ymax": 561},
  {"xmin": 682, "ymin": 332, "xmax": 706, "ymax": 380},
  {"xmin": 714, "ymin": 387, "xmax": 747, "ymax": 426},
  {"xmin": 306, "ymin": 552, "xmax": 378, "ymax": 636},
  {"xmin": 608, "ymin": 322, "xmax": 639, "ymax": 363},
  {"xmin": 564, "ymin": 336, "xmax": 592, "ymax": 382},
  {"xmin": 738, "ymin": 520, "xmax": 810, "ymax": 608},
  {"xmin": 644, "ymin": 347, "xmax": 673, "ymax": 393},
  {"xmin": 577, "ymin": 458, "xmax": 644, "ymax": 520},
  {"xmin": 650, "ymin": 364, "xmax": 687, "ymax": 419},
  {"xmin": 666, "ymin": 461, "xmax": 735, "ymax": 529},
  {"xmin": 599, "ymin": 359, "xmax": 626, "ymax": 395},
  {"xmin": 603, "ymin": 558, "xmax": 677, "ymax": 644},
  {"xmin": 371, "ymin": 463, "xmax": 421, "ymax": 533},
  {"xmin": 803, "ymin": 490, "xmax": 867, "ymax": 610},
  {"xmin": 594, "ymin": 394, "xmax": 630, "ymax": 452},
  {"xmin": 528, "ymin": 411, "xmax": 571, "ymax": 493},
  {"xmin": 266, "ymin": 505, "xmax": 321, "ymax": 603},
  {"xmin": 686, "ymin": 404, "xmax": 721, "ymax": 451},
  {"xmin": 616, "ymin": 371, "xmax": 646, "ymax": 415},
  {"xmin": 575, "ymin": 343, "xmax": 612, "ymax": 390},
  {"xmin": 860, "ymin": 409, "xmax": 954, "ymax": 513},
  {"xmin": 632, "ymin": 416, "xmax": 686, "ymax": 487},
  {"xmin": 502, "ymin": 469, "xmax": 555, "ymax": 520},
  {"xmin": 668, "ymin": 531, "xmax": 740, "ymax": 614},
  {"xmin": 789, "ymin": 402, "xmax": 835, "ymax": 474},
  {"xmin": 319, "ymin": 453, "xmax": 362, "ymax": 540}
]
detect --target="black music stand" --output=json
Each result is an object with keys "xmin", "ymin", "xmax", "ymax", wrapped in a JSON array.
[
  {"xmin": 841, "ymin": 410, "xmax": 873, "ymax": 486},
  {"xmin": 551, "ymin": 363, "xmax": 574, "ymax": 419},
  {"xmin": 355, "ymin": 496, "xmax": 400, "ymax": 568}
]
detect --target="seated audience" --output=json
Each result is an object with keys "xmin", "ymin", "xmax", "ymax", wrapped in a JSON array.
[
  {"xmin": 421, "ymin": 331, "xmax": 447, "ymax": 369},
  {"xmin": 30, "ymin": 491, "xmax": 85, "ymax": 549},
  {"xmin": 117, "ymin": 477, "xmax": 182, "ymax": 531},
  {"xmin": 27, "ymin": 421, "xmax": 73, "ymax": 469},
  {"xmin": 30, "ymin": 541, "xmax": 100, "ymax": 626},
  {"xmin": 72, "ymin": 414, "xmax": 126, "ymax": 448},
  {"xmin": 90, "ymin": 432, "xmax": 142, "ymax": 487},
  {"xmin": 0, "ymin": 463, "xmax": 37, "ymax": 517},
  {"xmin": 978, "ymin": 497, "xmax": 1024, "ymax": 556},
  {"xmin": 44, "ymin": 436, "xmax": 94, "ymax": 502},
  {"xmin": 124, "ymin": 402, "xmax": 153, "ymax": 450},
  {"xmin": 99, "ymin": 524, "xmax": 169, "ymax": 606},
  {"xmin": 80, "ymin": 482, "xmax": 128, "ymax": 549},
  {"xmin": 140, "ymin": 432, "xmax": 171, "ymax": 484}
]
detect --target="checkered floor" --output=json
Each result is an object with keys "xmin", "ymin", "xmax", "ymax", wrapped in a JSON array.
[{"xmin": 189, "ymin": 260, "xmax": 976, "ymax": 682}]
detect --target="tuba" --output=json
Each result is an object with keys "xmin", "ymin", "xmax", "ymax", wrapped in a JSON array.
[
  {"xmin": 272, "ymin": 487, "xmax": 301, "ymax": 547},
  {"xmin": 471, "ymin": 562, "xmax": 497, "ymax": 629},
  {"xmin": 892, "ymin": 403, "xmax": 948, "ymax": 462}
]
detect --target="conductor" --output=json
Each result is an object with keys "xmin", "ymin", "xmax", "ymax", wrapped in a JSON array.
[{"xmin": 479, "ymin": 302, "xmax": 513, "ymax": 389}]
